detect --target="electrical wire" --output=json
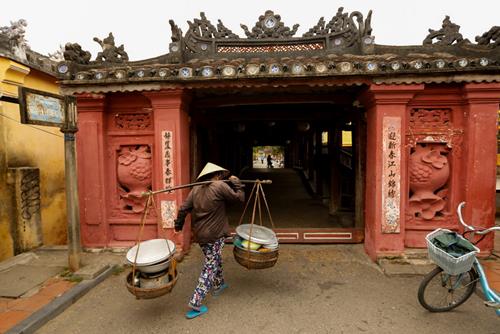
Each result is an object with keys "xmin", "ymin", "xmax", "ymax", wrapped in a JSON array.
[{"xmin": 0, "ymin": 112, "xmax": 64, "ymax": 138}]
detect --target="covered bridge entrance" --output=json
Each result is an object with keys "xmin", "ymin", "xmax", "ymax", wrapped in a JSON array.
[
  {"xmin": 190, "ymin": 86, "xmax": 366, "ymax": 242},
  {"xmin": 56, "ymin": 8, "xmax": 500, "ymax": 260}
]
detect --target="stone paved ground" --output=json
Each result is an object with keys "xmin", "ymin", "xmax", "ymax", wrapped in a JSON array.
[
  {"xmin": 37, "ymin": 245, "xmax": 499, "ymax": 334},
  {"xmin": 0, "ymin": 248, "xmax": 122, "ymax": 333},
  {"xmin": 0, "ymin": 277, "xmax": 75, "ymax": 333}
]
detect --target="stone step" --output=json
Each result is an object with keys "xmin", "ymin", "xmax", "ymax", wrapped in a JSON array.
[{"xmin": 403, "ymin": 248, "xmax": 429, "ymax": 260}]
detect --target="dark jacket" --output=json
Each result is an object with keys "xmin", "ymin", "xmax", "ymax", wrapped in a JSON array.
[{"xmin": 177, "ymin": 181, "xmax": 244, "ymax": 244}]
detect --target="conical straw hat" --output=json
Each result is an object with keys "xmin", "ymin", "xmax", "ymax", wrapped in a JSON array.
[{"xmin": 196, "ymin": 162, "xmax": 229, "ymax": 181}]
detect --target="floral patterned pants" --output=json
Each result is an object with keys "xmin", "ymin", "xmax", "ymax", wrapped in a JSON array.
[{"xmin": 189, "ymin": 237, "xmax": 225, "ymax": 308}]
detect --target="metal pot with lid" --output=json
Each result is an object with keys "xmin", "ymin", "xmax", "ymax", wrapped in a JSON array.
[
  {"xmin": 126, "ymin": 239, "xmax": 176, "ymax": 273},
  {"xmin": 235, "ymin": 224, "xmax": 277, "ymax": 245}
]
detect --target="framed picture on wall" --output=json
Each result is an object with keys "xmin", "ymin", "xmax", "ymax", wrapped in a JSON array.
[{"xmin": 18, "ymin": 87, "xmax": 65, "ymax": 127}]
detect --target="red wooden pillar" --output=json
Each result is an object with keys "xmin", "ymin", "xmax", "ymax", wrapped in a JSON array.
[
  {"xmin": 143, "ymin": 89, "xmax": 191, "ymax": 254},
  {"xmin": 462, "ymin": 83, "xmax": 500, "ymax": 253},
  {"xmin": 76, "ymin": 94, "xmax": 108, "ymax": 247},
  {"xmin": 360, "ymin": 84, "xmax": 424, "ymax": 260}
]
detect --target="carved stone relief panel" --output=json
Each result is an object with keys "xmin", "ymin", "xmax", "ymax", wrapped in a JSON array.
[
  {"xmin": 408, "ymin": 143, "xmax": 450, "ymax": 220},
  {"xmin": 409, "ymin": 108, "xmax": 450, "ymax": 130},
  {"xmin": 407, "ymin": 108, "xmax": 463, "ymax": 155},
  {"xmin": 406, "ymin": 107, "xmax": 462, "ymax": 222},
  {"xmin": 7, "ymin": 167, "xmax": 43, "ymax": 253},
  {"xmin": 20, "ymin": 168, "xmax": 41, "ymax": 220},
  {"xmin": 117, "ymin": 145, "xmax": 152, "ymax": 213},
  {"xmin": 113, "ymin": 110, "xmax": 152, "ymax": 130}
]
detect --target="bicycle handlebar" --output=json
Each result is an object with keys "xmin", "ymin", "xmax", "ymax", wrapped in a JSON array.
[{"xmin": 457, "ymin": 201, "xmax": 500, "ymax": 235}]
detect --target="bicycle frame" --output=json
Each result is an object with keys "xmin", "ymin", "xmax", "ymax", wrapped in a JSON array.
[
  {"xmin": 473, "ymin": 259, "xmax": 500, "ymax": 316},
  {"xmin": 420, "ymin": 202, "xmax": 500, "ymax": 315}
]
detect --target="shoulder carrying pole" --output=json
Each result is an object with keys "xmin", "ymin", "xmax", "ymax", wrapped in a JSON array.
[{"xmin": 142, "ymin": 179, "xmax": 272, "ymax": 197}]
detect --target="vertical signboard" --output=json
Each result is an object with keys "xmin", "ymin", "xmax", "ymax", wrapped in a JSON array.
[
  {"xmin": 161, "ymin": 130, "xmax": 174, "ymax": 189},
  {"xmin": 382, "ymin": 117, "xmax": 401, "ymax": 233}
]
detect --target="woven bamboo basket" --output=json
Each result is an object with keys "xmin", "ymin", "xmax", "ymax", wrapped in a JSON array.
[
  {"xmin": 233, "ymin": 246, "xmax": 279, "ymax": 270},
  {"xmin": 125, "ymin": 261, "xmax": 178, "ymax": 299}
]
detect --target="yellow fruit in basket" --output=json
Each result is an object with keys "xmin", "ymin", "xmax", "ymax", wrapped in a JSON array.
[
  {"xmin": 258, "ymin": 247, "xmax": 272, "ymax": 252},
  {"xmin": 241, "ymin": 240, "xmax": 261, "ymax": 250}
]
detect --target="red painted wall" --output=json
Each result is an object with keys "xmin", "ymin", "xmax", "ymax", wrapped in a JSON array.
[
  {"xmin": 75, "ymin": 84, "xmax": 500, "ymax": 261},
  {"xmin": 360, "ymin": 84, "xmax": 424, "ymax": 260},
  {"xmin": 144, "ymin": 90, "xmax": 191, "ymax": 254},
  {"xmin": 76, "ymin": 90, "xmax": 191, "ymax": 254},
  {"xmin": 360, "ymin": 83, "xmax": 500, "ymax": 260},
  {"xmin": 76, "ymin": 94, "xmax": 107, "ymax": 247},
  {"xmin": 461, "ymin": 83, "xmax": 500, "ymax": 253}
]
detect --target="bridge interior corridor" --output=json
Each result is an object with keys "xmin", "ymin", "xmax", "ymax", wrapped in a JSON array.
[
  {"xmin": 227, "ymin": 167, "xmax": 354, "ymax": 229},
  {"xmin": 190, "ymin": 91, "xmax": 365, "ymax": 232}
]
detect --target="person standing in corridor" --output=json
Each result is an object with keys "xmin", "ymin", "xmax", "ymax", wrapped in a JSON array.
[
  {"xmin": 174, "ymin": 162, "xmax": 245, "ymax": 319},
  {"xmin": 267, "ymin": 154, "xmax": 273, "ymax": 168}
]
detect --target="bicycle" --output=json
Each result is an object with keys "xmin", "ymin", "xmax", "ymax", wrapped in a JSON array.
[{"xmin": 417, "ymin": 202, "xmax": 500, "ymax": 316}]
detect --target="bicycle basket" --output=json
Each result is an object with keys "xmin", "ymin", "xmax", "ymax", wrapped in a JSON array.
[{"xmin": 426, "ymin": 228, "xmax": 480, "ymax": 275}]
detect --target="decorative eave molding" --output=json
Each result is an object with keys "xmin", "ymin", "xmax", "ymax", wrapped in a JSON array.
[
  {"xmin": 59, "ymin": 71, "xmax": 500, "ymax": 96},
  {"xmin": 60, "ymin": 77, "xmax": 369, "ymax": 95},
  {"xmin": 57, "ymin": 54, "xmax": 498, "ymax": 88},
  {"xmin": 373, "ymin": 74, "xmax": 500, "ymax": 85}
]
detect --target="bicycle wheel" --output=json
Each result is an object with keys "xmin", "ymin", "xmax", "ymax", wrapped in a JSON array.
[{"xmin": 418, "ymin": 266, "xmax": 477, "ymax": 312}]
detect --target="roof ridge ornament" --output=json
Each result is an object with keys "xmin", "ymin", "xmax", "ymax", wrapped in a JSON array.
[
  {"xmin": 475, "ymin": 26, "xmax": 500, "ymax": 48},
  {"xmin": 423, "ymin": 16, "xmax": 465, "ymax": 45},
  {"xmin": 240, "ymin": 10, "xmax": 299, "ymax": 39},
  {"xmin": 63, "ymin": 43, "xmax": 91, "ymax": 64},
  {"xmin": 48, "ymin": 44, "xmax": 65, "ymax": 62},
  {"xmin": 216, "ymin": 19, "xmax": 239, "ymax": 39},
  {"xmin": 93, "ymin": 32, "xmax": 129, "ymax": 63},
  {"xmin": 303, "ymin": 7, "xmax": 373, "ymax": 47},
  {"xmin": 187, "ymin": 12, "xmax": 238, "ymax": 40},
  {"xmin": 0, "ymin": 19, "xmax": 29, "ymax": 61},
  {"xmin": 169, "ymin": 20, "xmax": 183, "ymax": 44},
  {"xmin": 184, "ymin": 12, "xmax": 239, "ymax": 53}
]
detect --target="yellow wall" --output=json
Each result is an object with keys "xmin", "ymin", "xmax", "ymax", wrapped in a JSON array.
[{"xmin": 0, "ymin": 58, "xmax": 66, "ymax": 261}]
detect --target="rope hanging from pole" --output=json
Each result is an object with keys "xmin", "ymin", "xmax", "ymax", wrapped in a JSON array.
[{"xmin": 233, "ymin": 180, "xmax": 278, "ymax": 270}]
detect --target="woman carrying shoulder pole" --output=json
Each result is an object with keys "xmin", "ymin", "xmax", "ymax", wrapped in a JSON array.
[{"xmin": 174, "ymin": 162, "xmax": 245, "ymax": 319}]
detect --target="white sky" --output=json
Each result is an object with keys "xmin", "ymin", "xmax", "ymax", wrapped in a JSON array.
[{"xmin": 1, "ymin": 0, "xmax": 499, "ymax": 61}]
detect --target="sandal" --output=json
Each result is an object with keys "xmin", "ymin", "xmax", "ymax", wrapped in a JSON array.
[
  {"xmin": 212, "ymin": 283, "xmax": 229, "ymax": 297},
  {"xmin": 185, "ymin": 305, "xmax": 208, "ymax": 319}
]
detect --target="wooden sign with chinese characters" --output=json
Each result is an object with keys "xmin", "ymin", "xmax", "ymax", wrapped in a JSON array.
[
  {"xmin": 162, "ymin": 130, "xmax": 174, "ymax": 188},
  {"xmin": 382, "ymin": 117, "xmax": 401, "ymax": 233},
  {"xmin": 18, "ymin": 87, "xmax": 65, "ymax": 127}
]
